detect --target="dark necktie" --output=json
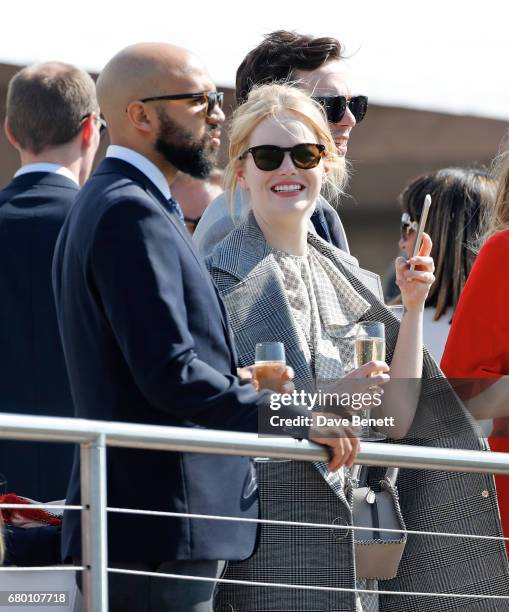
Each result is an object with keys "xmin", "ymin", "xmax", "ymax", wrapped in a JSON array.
[{"xmin": 167, "ymin": 196, "xmax": 186, "ymax": 225}]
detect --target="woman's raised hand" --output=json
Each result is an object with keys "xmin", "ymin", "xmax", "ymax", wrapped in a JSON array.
[{"xmin": 396, "ymin": 232, "xmax": 435, "ymax": 312}]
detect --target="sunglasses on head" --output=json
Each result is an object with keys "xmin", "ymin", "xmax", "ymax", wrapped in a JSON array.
[
  {"xmin": 313, "ymin": 95, "xmax": 368, "ymax": 124},
  {"xmin": 239, "ymin": 143, "xmax": 326, "ymax": 171},
  {"xmin": 80, "ymin": 113, "xmax": 107, "ymax": 136},
  {"xmin": 139, "ymin": 91, "xmax": 224, "ymax": 116},
  {"xmin": 400, "ymin": 212, "xmax": 419, "ymax": 239}
]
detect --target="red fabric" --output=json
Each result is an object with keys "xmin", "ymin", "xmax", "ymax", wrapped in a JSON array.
[
  {"xmin": 0, "ymin": 494, "xmax": 62, "ymax": 527},
  {"xmin": 441, "ymin": 229, "xmax": 509, "ymax": 556}
]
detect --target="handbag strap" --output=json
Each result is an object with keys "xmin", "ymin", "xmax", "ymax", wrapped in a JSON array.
[
  {"xmin": 350, "ymin": 464, "xmax": 399, "ymax": 488},
  {"xmin": 384, "ymin": 467, "xmax": 399, "ymax": 488}
]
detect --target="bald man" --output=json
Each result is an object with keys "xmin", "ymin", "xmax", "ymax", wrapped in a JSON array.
[{"xmin": 52, "ymin": 43, "xmax": 340, "ymax": 611}]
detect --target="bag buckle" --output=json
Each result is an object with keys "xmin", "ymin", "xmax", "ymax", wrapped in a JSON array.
[{"xmin": 365, "ymin": 488, "xmax": 376, "ymax": 504}]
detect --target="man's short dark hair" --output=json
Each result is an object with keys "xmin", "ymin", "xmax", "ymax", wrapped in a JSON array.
[
  {"xmin": 6, "ymin": 62, "xmax": 99, "ymax": 154},
  {"xmin": 235, "ymin": 30, "xmax": 343, "ymax": 104}
]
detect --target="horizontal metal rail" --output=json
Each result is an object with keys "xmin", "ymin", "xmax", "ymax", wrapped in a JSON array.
[
  {"xmin": 0, "ymin": 411, "xmax": 507, "ymax": 474},
  {"xmin": 1, "ymin": 411, "xmax": 508, "ymax": 609},
  {"xmin": 0, "ymin": 566, "xmax": 85, "ymax": 572},
  {"xmin": 107, "ymin": 506, "xmax": 509, "ymax": 544},
  {"xmin": 0, "ymin": 504, "xmax": 83, "ymax": 510},
  {"xmin": 108, "ymin": 568, "xmax": 509, "ymax": 602}
]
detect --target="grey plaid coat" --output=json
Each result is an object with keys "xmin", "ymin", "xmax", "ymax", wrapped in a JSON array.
[{"xmin": 206, "ymin": 213, "xmax": 509, "ymax": 611}]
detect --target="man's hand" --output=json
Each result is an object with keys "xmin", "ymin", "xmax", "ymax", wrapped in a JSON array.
[
  {"xmin": 310, "ymin": 361, "xmax": 388, "ymax": 470},
  {"xmin": 237, "ymin": 365, "xmax": 295, "ymax": 393},
  {"xmin": 310, "ymin": 423, "xmax": 360, "ymax": 471}
]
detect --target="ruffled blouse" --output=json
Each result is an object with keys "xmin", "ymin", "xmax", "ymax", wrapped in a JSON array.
[{"xmin": 272, "ymin": 242, "xmax": 370, "ymax": 389}]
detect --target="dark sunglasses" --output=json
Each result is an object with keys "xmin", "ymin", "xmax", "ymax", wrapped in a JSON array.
[
  {"xmin": 139, "ymin": 91, "xmax": 224, "ymax": 116},
  {"xmin": 400, "ymin": 212, "xmax": 419, "ymax": 239},
  {"xmin": 80, "ymin": 114, "xmax": 107, "ymax": 136},
  {"xmin": 313, "ymin": 95, "xmax": 368, "ymax": 124},
  {"xmin": 239, "ymin": 143, "xmax": 326, "ymax": 171}
]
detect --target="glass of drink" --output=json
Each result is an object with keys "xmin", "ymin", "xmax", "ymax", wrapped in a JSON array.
[
  {"xmin": 354, "ymin": 322, "xmax": 386, "ymax": 441},
  {"xmin": 254, "ymin": 342, "xmax": 287, "ymax": 393}
]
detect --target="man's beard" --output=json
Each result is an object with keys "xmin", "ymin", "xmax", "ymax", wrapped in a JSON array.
[{"xmin": 155, "ymin": 110, "xmax": 216, "ymax": 179}]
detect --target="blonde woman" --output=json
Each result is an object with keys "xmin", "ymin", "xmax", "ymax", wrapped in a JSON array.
[{"xmin": 205, "ymin": 84, "xmax": 509, "ymax": 611}]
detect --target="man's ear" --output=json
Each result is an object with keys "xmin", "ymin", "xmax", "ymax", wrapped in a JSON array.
[
  {"xmin": 126, "ymin": 102, "xmax": 153, "ymax": 134},
  {"xmin": 4, "ymin": 119, "xmax": 19, "ymax": 149}
]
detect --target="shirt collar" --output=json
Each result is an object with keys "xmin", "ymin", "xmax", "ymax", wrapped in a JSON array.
[
  {"xmin": 106, "ymin": 145, "xmax": 171, "ymax": 200},
  {"xmin": 14, "ymin": 163, "xmax": 79, "ymax": 186}
]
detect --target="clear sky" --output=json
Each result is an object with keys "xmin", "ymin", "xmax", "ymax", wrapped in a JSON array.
[{"xmin": 4, "ymin": 0, "xmax": 509, "ymax": 119}]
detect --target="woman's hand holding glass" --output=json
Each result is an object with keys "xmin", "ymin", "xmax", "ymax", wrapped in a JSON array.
[
  {"xmin": 322, "ymin": 360, "xmax": 390, "ymax": 397},
  {"xmin": 310, "ymin": 363, "xmax": 390, "ymax": 467},
  {"xmin": 395, "ymin": 232, "xmax": 435, "ymax": 312}
]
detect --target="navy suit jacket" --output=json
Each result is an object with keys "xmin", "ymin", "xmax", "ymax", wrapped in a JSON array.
[
  {"xmin": 0, "ymin": 172, "xmax": 77, "ymax": 501},
  {"xmin": 53, "ymin": 158, "xmax": 292, "ymax": 562}
]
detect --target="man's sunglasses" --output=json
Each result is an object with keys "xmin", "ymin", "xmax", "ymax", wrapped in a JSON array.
[
  {"xmin": 313, "ymin": 95, "xmax": 368, "ymax": 124},
  {"xmin": 239, "ymin": 143, "xmax": 326, "ymax": 171},
  {"xmin": 139, "ymin": 91, "xmax": 224, "ymax": 117},
  {"xmin": 400, "ymin": 212, "xmax": 419, "ymax": 239},
  {"xmin": 81, "ymin": 114, "xmax": 107, "ymax": 136}
]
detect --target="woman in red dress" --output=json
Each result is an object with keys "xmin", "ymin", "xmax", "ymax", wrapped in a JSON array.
[{"xmin": 441, "ymin": 153, "xmax": 509, "ymax": 556}]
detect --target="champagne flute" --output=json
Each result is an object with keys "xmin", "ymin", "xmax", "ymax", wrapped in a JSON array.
[
  {"xmin": 254, "ymin": 342, "xmax": 286, "ymax": 393},
  {"xmin": 354, "ymin": 322, "xmax": 386, "ymax": 441}
]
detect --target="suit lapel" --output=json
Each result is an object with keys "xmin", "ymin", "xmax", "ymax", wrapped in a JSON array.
[
  {"xmin": 95, "ymin": 157, "xmax": 212, "ymax": 271},
  {"xmin": 96, "ymin": 158, "xmax": 194, "ymax": 248},
  {"xmin": 95, "ymin": 158, "xmax": 236, "ymax": 358},
  {"xmin": 210, "ymin": 214, "xmax": 315, "ymax": 391},
  {"xmin": 145, "ymin": 174, "xmax": 236, "ymax": 355}
]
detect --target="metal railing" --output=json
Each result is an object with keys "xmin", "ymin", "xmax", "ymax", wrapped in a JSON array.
[{"xmin": 0, "ymin": 411, "xmax": 508, "ymax": 611}]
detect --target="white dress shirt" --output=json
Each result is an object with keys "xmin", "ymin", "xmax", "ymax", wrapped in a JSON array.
[
  {"xmin": 14, "ymin": 163, "xmax": 79, "ymax": 186},
  {"xmin": 106, "ymin": 145, "xmax": 172, "ymax": 200}
]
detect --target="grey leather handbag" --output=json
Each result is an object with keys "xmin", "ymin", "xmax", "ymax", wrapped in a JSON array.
[{"xmin": 349, "ymin": 465, "xmax": 407, "ymax": 580}]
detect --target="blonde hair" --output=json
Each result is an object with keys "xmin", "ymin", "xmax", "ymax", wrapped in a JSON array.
[{"xmin": 224, "ymin": 83, "xmax": 347, "ymax": 208}]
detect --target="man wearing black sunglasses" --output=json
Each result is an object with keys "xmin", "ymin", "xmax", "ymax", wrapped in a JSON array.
[
  {"xmin": 233, "ymin": 31, "xmax": 367, "ymax": 156},
  {"xmin": 234, "ymin": 31, "xmax": 367, "ymax": 153},
  {"xmin": 194, "ymin": 30, "xmax": 368, "ymax": 261},
  {"xmin": 53, "ymin": 42, "xmax": 351, "ymax": 612}
]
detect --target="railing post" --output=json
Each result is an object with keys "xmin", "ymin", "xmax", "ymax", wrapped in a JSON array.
[{"xmin": 81, "ymin": 433, "xmax": 108, "ymax": 611}]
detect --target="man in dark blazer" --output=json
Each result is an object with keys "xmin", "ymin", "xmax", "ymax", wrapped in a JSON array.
[
  {"xmin": 52, "ymin": 43, "xmax": 354, "ymax": 612},
  {"xmin": 0, "ymin": 62, "xmax": 102, "ymax": 511}
]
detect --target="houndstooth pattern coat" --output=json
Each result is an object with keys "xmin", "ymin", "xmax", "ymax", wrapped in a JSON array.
[{"xmin": 206, "ymin": 213, "xmax": 509, "ymax": 611}]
